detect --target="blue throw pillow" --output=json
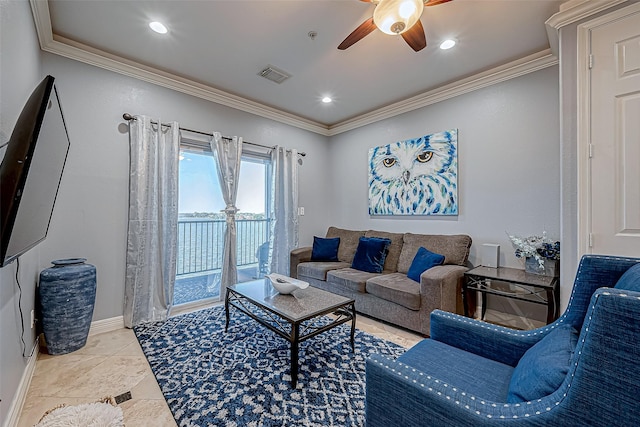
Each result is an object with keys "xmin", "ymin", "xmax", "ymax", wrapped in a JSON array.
[
  {"xmin": 351, "ymin": 237, "xmax": 391, "ymax": 273},
  {"xmin": 407, "ymin": 247, "xmax": 445, "ymax": 282},
  {"xmin": 507, "ymin": 324, "xmax": 578, "ymax": 403},
  {"xmin": 613, "ymin": 263, "xmax": 640, "ymax": 292},
  {"xmin": 311, "ymin": 236, "xmax": 340, "ymax": 261}
]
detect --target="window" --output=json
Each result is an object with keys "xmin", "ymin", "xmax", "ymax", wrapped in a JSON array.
[{"xmin": 174, "ymin": 142, "xmax": 271, "ymax": 306}]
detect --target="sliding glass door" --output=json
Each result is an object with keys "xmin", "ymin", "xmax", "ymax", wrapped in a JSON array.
[{"xmin": 174, "ymin": 143, "xmax": 270, "ymax": 306}]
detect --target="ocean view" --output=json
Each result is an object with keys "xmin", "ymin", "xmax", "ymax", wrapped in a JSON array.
[{"xmin": 176, "ymin": 216, "xmax": 269, "ymax": 276}]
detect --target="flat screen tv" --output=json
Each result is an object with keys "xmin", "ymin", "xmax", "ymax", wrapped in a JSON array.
[{"xmin": 0, "ymin": 75, "xmax": 70, "ymax": 267}]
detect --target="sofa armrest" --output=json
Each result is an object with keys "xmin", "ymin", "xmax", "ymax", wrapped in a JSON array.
[
  {"xmin": 289, "ymin": 246, "xmax": 312, "ymax": 279},
  {"xmin": 420, "ymin": 265, "xmax": 467, "ymax": 312},
  {"xmin": 429, "ymin": 310, "xmax": 550, "ymax": 366}
]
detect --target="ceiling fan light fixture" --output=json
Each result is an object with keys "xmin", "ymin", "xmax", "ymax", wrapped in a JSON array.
[{"xmin": 373, "ymin": 0, "xmax": 424, "ymax": 35}]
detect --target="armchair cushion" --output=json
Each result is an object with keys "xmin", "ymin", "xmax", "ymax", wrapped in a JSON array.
[
  {"xmin": 407, "ymin": 247, "xmax": 445, "ymax": 282},
  {"xmin": 397, "ymin": 339, "xmax": 514, "ymax": 401},
  {"xmin": 310, "ymin": 236, "xmax": 340, "ymax": 261},
  {"xmin": 613, "ymin": 262, "xmax": 640, "ymax": 291},
  {"xmin": 351, "ymin": 237, "xmax": 391, "ymax": 273},
  {"xmin": 507, "ymin": 324, "xmax": 578, "ymax": 403}
]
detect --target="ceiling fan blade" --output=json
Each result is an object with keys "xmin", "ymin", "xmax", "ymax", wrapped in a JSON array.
[
  {"xmin": 424, "ymin": 0, "xmax": 452, "ymax": 6},
  {"xmin": 402, "ymin": 20, "xmax": 427, "ymax": 52},
  {"xmin": 360, "ymin": 0, "xmax": 374, "ymax": 2},
  {"xmin": 338, "ymin": 18, "xmax": 378, "ymax": 50}
]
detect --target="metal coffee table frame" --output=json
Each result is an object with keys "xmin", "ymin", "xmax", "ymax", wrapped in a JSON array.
[{"xmin": 225, "ymin": 281, "xmax": 356, "ymax": 388}]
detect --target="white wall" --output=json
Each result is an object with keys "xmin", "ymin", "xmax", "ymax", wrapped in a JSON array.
[
  {"xmin": 327, "ymin": 67, "xmax": 560, "ymax": 266},
  {"xmin": 326, "ymin": 66, "xmax": 561, "ymax": 319},
  {"xmin": 0, "ymin": 1, "xmax": 44, "ymax": 424},
  {"xmin": 38, "ymin": 53, "xmax": 331, "ymax": 321}
]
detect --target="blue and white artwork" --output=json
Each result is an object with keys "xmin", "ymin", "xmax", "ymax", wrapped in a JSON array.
[{"xmin": 368, "ymin": 129, "xmax": 458, "ymax": 216}]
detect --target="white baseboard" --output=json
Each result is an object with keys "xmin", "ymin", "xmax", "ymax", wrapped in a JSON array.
[
  {"xmin": 4, "ymin": 317, "xmax": 125, "ymax": 427},
  {"xmin": 4, "ymin": 343, "xmax": 38, "ymax": 427},
  {"xmin": 88, "ymin": 315, "xmax": 125, "ymax": 336}
]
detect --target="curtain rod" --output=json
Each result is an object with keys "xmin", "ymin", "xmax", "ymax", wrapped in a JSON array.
[{"xmin": 122, "ymin": 113, "xmax": 306, "ymax": 156}]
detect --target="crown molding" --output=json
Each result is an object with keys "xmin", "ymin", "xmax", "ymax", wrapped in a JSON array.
[
  {"xmin": 545, "ymin": 0, "xmax": 629, "ymax": 55},
  {"xmin": 29, "ymin": 0, "xmax": 330, "ymax": 136},
  {"xmin": 30, "ymin": 0, "xmax": 558, "ymax": 137},
  {"xmin": 546, "ymin": 0, "xmax": 628, "ymax": 30},
  {"xmin": 328, "ymin": 50, "xmax": 558, "ymax": 136}
]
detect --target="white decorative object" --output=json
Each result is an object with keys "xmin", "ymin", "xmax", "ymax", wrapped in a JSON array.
[
  {"xmin": 36, "ymin": 398, "xmax": 123, "ymax": 427},
  {"xmin": 481, "ymin": 243, "xmax": 500, "ymax": 268},
  {"xmin": 266, "ymin": 273, "xmax": 309, "ymax": 294}
]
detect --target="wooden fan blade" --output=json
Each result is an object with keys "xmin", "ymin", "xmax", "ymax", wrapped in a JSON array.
[
  {"xmin": 424, "ymin": 0, "xmax": 452, "ymax": 6},
  {"xmin": 402, "ymin": 20, "xmax": 427, "ymax": 52},
  {"xmin": 360, "ymin": 0, "xmax": 374, "ymax": 2},
  {"xmin": 338, "ymin": 18, "xmax": 377, "ymax": 50}
]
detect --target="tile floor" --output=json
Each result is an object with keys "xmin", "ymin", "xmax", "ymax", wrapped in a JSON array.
[{"xmin": 17, "ymin": 305, "xmax": 423, "ymax": 426}]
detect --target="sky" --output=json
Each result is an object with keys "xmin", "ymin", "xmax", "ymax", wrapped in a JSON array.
[{"xmin": 178, "ymin": 151, "xmax": 266, "ymax": 214}]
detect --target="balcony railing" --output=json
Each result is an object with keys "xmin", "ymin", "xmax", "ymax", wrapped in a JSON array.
[{"xmin": 176, "ymin": 218, "xmax": 269, "ymax": 276}]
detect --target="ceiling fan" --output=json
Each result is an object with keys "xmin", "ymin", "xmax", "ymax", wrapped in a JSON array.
[{"xmin": 338, "ymin": 0, "xmax": 451, "ymax": 52}]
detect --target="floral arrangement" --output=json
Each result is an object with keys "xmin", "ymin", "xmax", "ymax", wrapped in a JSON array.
[{"xmin": 507, "ymin": 232, "xmax": 560, "ymax": 268}]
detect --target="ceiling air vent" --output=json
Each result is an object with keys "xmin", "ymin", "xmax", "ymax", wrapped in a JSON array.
[{"xmin": 258, "ymin": 65, "xmax": 291, "ymax": 84}]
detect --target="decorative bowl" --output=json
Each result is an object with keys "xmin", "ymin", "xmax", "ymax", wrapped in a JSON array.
[{"xmin": 266, "ymin": 274, "xmax": 309, "ymax": 295}]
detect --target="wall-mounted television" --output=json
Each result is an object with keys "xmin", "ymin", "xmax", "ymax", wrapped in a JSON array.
[{"xmin": 0, "ymin": 75, "xmax": 70, "ymax": 267}]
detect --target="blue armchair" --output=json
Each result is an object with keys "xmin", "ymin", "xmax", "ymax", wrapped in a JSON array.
[{"xmin": 366, "ymin": 255, "xmax": 640, "ymax": 426}]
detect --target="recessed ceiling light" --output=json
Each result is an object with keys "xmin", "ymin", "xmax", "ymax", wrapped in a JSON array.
[
  {"xmin": 439, "ymin": 39, "xmax": 456, "ymax": 50},
  {"xmin": 322, "ymin": 96, "xmax": 332, "ymax": 104},
  {"xmin": 149, "ymin": 21, "xmax": 168, "ymax": 34}
]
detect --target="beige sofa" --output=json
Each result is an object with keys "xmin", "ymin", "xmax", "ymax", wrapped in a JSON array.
[{"xmin": 290, "ymin": 227, "xmax": 472, "ymax": 336}]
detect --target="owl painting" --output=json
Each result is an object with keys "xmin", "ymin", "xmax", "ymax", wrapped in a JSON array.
[{"xmin": 368, "ymin": 129, "xmax": 458, "ymax": 215}]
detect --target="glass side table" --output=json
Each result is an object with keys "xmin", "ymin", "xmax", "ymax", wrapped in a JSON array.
[{"xmin": 463, "ymin": 266, "xmax": 560, "ymax": 325}]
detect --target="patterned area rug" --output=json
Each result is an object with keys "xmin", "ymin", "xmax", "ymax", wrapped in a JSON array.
[{"xmin": 134, "ymin": 305, "xmax": 405, "ymax": 427}]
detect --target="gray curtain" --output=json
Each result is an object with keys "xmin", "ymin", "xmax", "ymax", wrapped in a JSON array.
[
  {"xmin": 269, "ymin": 147, "xmax": 299, "ymax": 275},
  {"xmin": 209, "ymin": 132, "xmax": 243, "ymax": 297},
  {"xmin": 124, "ymin": 116, "xmax": 179, "ymax": 328}
]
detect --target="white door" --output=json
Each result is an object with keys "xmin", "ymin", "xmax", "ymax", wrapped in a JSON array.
[{"xmin": 588, "ymin": 6, "xmax": 640, "ymax": 257}]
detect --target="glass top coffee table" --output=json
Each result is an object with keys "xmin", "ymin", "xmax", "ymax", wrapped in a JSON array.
[{"xmin": 224, "ymin": 278, "xmax": 356, "ymax": 388}]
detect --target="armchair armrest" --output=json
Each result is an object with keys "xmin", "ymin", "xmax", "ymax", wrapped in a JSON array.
[
  {"xmin": 366, "ymin": 354, "xmax": 571, "ymax": 427},
  {"xmin": 289, "ymin": 246, "xmax": 312, "ymax": 279},
  {"xmin": 430, "ymin": 310, "xmax": 551, "ymax": 366}
]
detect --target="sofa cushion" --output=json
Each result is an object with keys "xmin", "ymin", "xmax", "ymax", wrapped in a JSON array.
[
  {"xmin": 327, "ymin": 268, "xmax": 380, "ymax": 293},
  {"xmin": 398, "ymin": 339, "xmax": 514, "ymax": 402},
  {"xmin": 365, "ymin": 230, "xmax": 404, "ymax": 272},
  {"xmin": 326, "ymin": 227, "xmax": 365, "ymax": 264},
  {"xmin": 352, "ymin": 237, "xmax": 391, "ymax": 273},
  {"xmin": 407, "ymin": 247, "xmax": 445, "ymax": 282},
  {"xmin": 297, "ymin": 261, "xmax": 351, "ymax": 281},
  {"xmin": 397, "ymin": 233, "xmax": 472, "ymax": 273},
  {"xmin": 366, "ymin": 273, "xmax": 421, "ymax": 310},
  {"xmin": 311, "ymin": 236, "xmax": 340, "ymax": 261},
  {"xmin": 507, "ymin": 324, "xmax": 578, "ymax": 403},
  {"xmin": 614, "ymin": 262, "xmax": 640, "ymax": 292}
]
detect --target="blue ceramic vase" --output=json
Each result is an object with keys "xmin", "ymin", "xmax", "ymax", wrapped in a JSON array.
[{"xmin": 39, "ymin": 258, "xmax": 97, "ymax": 355}]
